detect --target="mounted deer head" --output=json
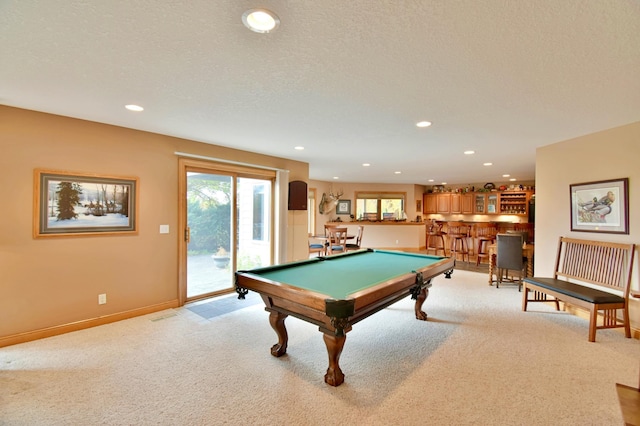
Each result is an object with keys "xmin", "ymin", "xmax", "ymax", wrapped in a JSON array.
[{"xmin": 318, "ymin": 188, "xmax": 343, "ymax": 215}]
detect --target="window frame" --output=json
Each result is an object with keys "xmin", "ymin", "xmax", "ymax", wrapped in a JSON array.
[{"xmin": 354, "ymin": 191, "xmax": 406, "ymax": 221}]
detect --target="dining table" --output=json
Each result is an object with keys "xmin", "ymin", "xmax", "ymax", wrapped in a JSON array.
[
  {"xmin": 487, "ymin": 242, "xmax": 534, "ymax": 285},
  {"xmin": 309, "ymin": 234, "xmax": 356, "ymax": 241}
]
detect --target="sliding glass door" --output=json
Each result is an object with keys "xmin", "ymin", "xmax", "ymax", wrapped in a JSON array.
[
  {"xmin": 185, "ymin": 171, "xmax": 233, "ymax": 299},
  {"xmin": 236, "ymin": 177, "xmax": 272, "ymax": 277},
  {"xmin": 179, "ymin": 159, "xmax": 273, "ymax": 303}
]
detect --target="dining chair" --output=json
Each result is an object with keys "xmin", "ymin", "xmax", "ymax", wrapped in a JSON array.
[
  {"xmin": 326, "ymin": 227, "xmax": 348, "ymax": 255},
  {"xmin": 346, "ymin": 225, "xmax": 364, "ymax": 251},
  {"xmin": 323, "ymin": 223, "xmax": 340, "ymax": 251},
  {"xmin": 308, "ymin": 238, "xmax": 325, "ymax": 257},
  {"xmin": 506, "ymin": 230, "xmax": 529, "ymax": 246},
  {"xmin": 495, "ymin": 233, "xmax": 526, "ymax": 291}
]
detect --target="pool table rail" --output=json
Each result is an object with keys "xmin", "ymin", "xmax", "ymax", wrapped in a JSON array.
[
  {"xmin": 236, "ymin": 271, "xmax": 331, "ymax": 312},
  {"xmin": 348, "ymin": 256, "xmax": 454, "ymax": 310}
]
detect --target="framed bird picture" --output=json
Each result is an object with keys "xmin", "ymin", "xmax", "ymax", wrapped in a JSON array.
[{"xmin": 570, "ymin": 178, "xmax": 629, "ymax": 234}]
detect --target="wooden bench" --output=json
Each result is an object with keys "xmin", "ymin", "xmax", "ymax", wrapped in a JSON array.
[{"xmin": 522, "ymin": 237, "xmax": 636, "ymax": 342}]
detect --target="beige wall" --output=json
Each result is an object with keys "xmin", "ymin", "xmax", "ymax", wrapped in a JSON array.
[
  {"xmin": 536, "ymin": 120, "xmax": 640, "ymax": 329},
  {"xmin": 0, "ymin": 106, "xmax": 309, "ymax": 341}
]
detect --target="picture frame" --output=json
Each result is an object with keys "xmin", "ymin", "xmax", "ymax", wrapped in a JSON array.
[
  {"xmin": 336, "ymin": 199, "xmax": 351, "ymax": 215},
  {"xmin": 34, "ymin": 169, "xmax": 139, "ymax": 238},
  {"xmin": 570, "ymin": 178, "xmax": 629, "ymax": 234}
]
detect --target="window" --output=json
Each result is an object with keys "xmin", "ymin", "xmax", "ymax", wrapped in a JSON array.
[
  {"xmin": 308, "ymin": 188, "xmax": 316, "ymax": 235},
  {"xmin": 252, "ymin": 185, "xmax": 265, "ymax": 240},
  {"xmin": 355, "ymin": 192, "xmax": 406, "ymax": 221}
]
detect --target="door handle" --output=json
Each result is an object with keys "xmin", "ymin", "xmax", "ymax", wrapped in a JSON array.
[{"xmin": 185, "ymin": 226, "xmax": 191, "ymax": 243}]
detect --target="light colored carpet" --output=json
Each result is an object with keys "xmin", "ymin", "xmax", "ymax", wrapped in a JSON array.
[{"xmin": 1, "ymin": 270, "xmax": 638, "ymax": 425}]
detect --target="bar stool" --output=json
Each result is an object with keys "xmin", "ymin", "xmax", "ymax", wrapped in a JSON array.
[
  {"xmin": 426, "ymin": 221, "xmax": 446, "ymax": 256},
  {"xmin": 475, "ymin": 222, "xmax": 497, "ymax": 266},
  {"xmin": 514, "ymin": 222, "xmax": 534, "ymax": 243},
  {"xmin": 467, "ymin": 223, "xmax": 477, "ymax": 256},
  {"xmin": 447, "ymin": 222, "xmax": 469, "ymax": 262}
]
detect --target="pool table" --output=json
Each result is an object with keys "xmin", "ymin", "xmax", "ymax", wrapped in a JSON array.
[{"xmin": 235, "ymin": 249, "xmax": 454, "ymax": 386}]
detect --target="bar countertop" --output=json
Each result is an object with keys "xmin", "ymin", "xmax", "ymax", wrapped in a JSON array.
[{"xmin": 327, "ymin": 221, "xmax": 426, "ymax": 226}]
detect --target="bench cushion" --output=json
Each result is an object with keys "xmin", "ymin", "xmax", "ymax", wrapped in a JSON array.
[{"xmin": 523, "ymin": 277, "xmax": 624, "ymax": 304}]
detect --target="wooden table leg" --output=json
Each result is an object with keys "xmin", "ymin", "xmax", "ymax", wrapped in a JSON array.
[
  {"xmin": 268, "ymin": 310, "xmax": 288, "ymax": 357},
  {"xmin": 488, "ymin": 253, "xmax": 496, "ymax": 285},
  {"xmin": 323, "ymin": 332, "xmax": 346, "ymax": 386}
]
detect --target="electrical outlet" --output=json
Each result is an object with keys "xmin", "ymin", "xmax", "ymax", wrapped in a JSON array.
[{"xmin": 98, "ymin": 293, "xmax": 107, "ymax": 305}]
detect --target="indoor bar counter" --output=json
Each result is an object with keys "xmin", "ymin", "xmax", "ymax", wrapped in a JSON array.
[{"xmin": 326, "ymin": 221, "xmax": 426, "ymax": 251}]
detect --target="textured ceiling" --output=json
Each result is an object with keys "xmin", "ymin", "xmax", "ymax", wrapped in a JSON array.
[{"xmin": 2, "ymin": 1, "xmax": 639, "ymax": 185}]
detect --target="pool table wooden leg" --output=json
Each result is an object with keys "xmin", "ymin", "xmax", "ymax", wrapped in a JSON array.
[
  {"xmin": 414, "ymin": 287, "xmax": 430, "ymax": 321},
  {"xmin": 323, "ymin": 332, "xmax": 346, "ymax": 386},
  {"xmin": 268, "ymin": 310, "xmax": 288, "ymax": 357}
]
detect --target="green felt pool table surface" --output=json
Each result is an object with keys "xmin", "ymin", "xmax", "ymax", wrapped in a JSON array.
[{"xmin": 247, "ymin": 250, "xmax": 447, "ymax": 299}]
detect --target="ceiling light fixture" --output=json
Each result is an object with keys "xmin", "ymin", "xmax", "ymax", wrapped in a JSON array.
[
  {"xmin": 362, "ymin": 163, "xmax": 370, "ymax": 167},
  {"xmin": 242, "ymin": 9, "xmax": 280, "ymax": 33},
  {"xmin": 294, "ymin": 146, "xmax": 304, "ymax": 150},
  {"xmin": 502, "ymin": 174, "xmax": 510, "ymax": 177},
  {"xmin": 125, "ymin": 104, "xmax": 144, "ymax": 112},
  {"xmin": 483, "ymin": 162, "xmax": 493, "ymax": 166},
  {"xmin": 509, "ymin": 178, "xmax": 517, "ymax": 181},
  {"xmin": 464, "ymin": 150, "xmax": 475, "ymax": 155},
  {"xmin": 394, "ymin": 171, "xmax": 402, "ymax": 174},
  {"xmin": 416, "ymin": 121, "xmax": 432, "ymax": 128}
]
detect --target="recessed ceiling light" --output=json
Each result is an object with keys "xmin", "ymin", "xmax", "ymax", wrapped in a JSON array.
[
  {"xmin": 394, "ymin": 171, "xmax": 402, "ymax": 174},
  {"xmin": 502, "ymin": 174, "xmax": 510, "ymax": 177},
  {"xmin": 242, "ymin": 9, "xmax": 280, "ymax": 33},
  {"xmin": 509, "ymin": 178, "xmax": 517, "ymax": 181},
  {"xmin": 428, "ymin": 179, "xmax": 434, "ymax": 182},
  {"xmin": 294, "ymin": 146, "xmax": 304, "ymax": 150},
  {"xmin": 362, "ymin": 163, "xmax": 370, "ymax": 167},
  {"xmin": 483, "ymin": 162, "xmax": 493, "ymax": 166},
  {"xmin": 464, "ymin": 150, "xmax": 475, "ymax": 155},
  {"xmin": 416, "ymin": 121, "xmax": 432, "ymax": 128},
  {"xmin": 333, "ymin": 176, "xmax": 339, "ymax": 180},
  {"xmin": 125, "ymin": 104, "xmax": 144, "ymax": 112}
]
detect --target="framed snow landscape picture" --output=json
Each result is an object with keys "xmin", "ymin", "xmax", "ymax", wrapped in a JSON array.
[{"xmin": 34, "ymin": 169, "xmax": 138, "ymax": 238}]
